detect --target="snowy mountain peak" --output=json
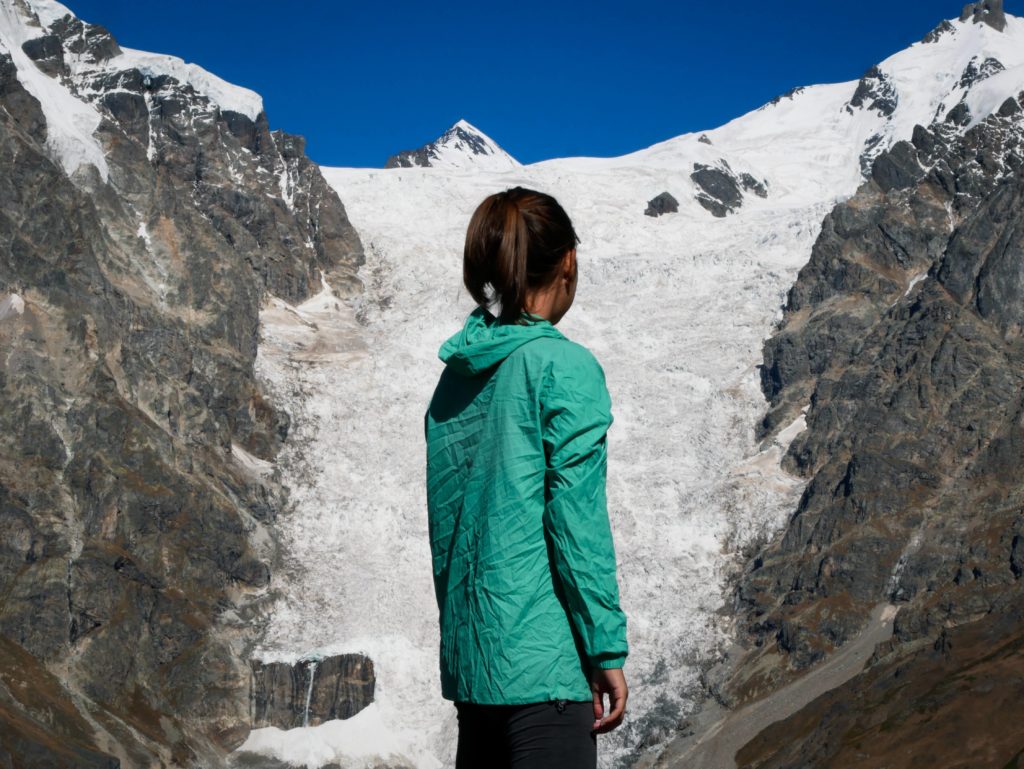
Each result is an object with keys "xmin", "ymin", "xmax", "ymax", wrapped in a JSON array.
[
  {"xmin": 0, "ymin": 0, "xmax": 269, "ymax": 181},
  {"xmin": 384, "ymin": 118, "xmax": 520, "ymax": 171},
  {"xmin": 2, "ymin": 0, "xmax": 264, "ymax": 121}
]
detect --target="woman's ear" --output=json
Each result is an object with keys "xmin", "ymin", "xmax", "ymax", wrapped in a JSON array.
[{"xmin": 563, "ymin": 248, "xmax": 577, "ymax": 281}]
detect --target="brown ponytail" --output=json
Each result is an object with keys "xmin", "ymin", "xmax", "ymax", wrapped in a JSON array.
[{"xmin": 463, "ymin": 186, "xmax": 581, "ymax": 325}]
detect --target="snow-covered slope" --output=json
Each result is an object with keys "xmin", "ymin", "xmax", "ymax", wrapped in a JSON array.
[
  {"xmin": 246, "ymin": 9, "xmax": 1024, "ymax": 769},
  {"xmin": 562, "ymin": 12, "xmax": 1024, "ymax": 211},
  {"xmin": 384, "ymin": 117, "xmax": 520, "ymax": 171}
]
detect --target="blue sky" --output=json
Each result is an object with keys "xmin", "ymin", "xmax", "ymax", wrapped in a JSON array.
[{"xmin": 66, "ymin": 0, "xmax": 1019, "ymax": 168}]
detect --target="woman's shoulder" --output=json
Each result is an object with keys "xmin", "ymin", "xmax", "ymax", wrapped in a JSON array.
[
  {"xmin": 516, "ymin": 337, "xmax": 608, "ymax": 397},
  {"xmin": 519, "ymin": 335, "xmax": 603, "ymax": 370}
]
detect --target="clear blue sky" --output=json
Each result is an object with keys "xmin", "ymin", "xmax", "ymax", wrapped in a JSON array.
[{"xmin": 65, "ymin": 0, "xmax": 1019, "ymax": 168}]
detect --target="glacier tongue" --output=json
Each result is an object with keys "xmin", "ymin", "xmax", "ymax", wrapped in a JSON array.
[{"xmin": 250, "ymin": 163, "xmax": 820, "ymax": 767}]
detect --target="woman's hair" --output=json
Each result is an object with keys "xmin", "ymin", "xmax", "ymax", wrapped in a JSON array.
[{"xmin": 463, "ymin": 186, "xmax": 581, "ymax": 325}]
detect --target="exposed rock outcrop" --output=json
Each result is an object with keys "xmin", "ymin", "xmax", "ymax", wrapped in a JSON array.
[
  {"xmin": 846, "ymin": 65, "xmax": 898, "ymax": 118},
  {"xmin": 765, "ymin": 86, "xmax": 805, "ymax": 107},
  {"xmin": 958, "ymin": 55, "xmax": 1004, "ymax": 89},
  {"xmin": 251, "ymin": 655, "xmax": 375, "ymax": 729},
  {"xmin": 960, "ymin": 0, "xmax": 1007, "ymax": 31},
  {"xmin": 921, "ymin": 19, "xmax": 955, "ymax": 43},
  {"xmin": 644, "ymin": 191, "xmax": 679, "ymax": 217},
  {"xmin": 691, "ymin": 161, "xmax": 769, "ymax": 217}
]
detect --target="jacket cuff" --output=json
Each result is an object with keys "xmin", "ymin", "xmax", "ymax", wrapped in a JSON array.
[{"xmin": 591, "ymin": 653, "xmax": 627, "ymax": 670}]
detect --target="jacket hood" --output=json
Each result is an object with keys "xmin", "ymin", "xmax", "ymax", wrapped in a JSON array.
[{"xmin": 439, "ymin": 306, "xmax": 566, "ymax": 376}]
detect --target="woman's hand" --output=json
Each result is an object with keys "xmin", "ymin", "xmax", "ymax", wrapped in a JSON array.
[{"xmin": 590, "ymin": 667, "xmax": 628, "ymax": 733}]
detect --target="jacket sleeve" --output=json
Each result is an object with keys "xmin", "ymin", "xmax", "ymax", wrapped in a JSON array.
[{"xmin": 540, "ymin": 346, "xmax": 628, "ymax": 670}]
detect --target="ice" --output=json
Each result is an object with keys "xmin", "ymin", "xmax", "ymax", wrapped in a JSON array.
[
  {"xmin": 112, "ymin": 46, "xmax": 264, "ymax": 120},
  {"xmin": 237, "ymin": 700, "xmax": 443, "ymax": 769},
  {"xmin": 251, "ymin": 159, "xmax": 823, "ymax": 767},
  {"xmin": 0, "ymin": 292, "xmax": 25, "ymax": 321},
  {"xmin": 27, "ymin": 0, "xmax": 71, "ymax": 27},
  {"xmin": 230, "ymin": 441, "xmax": 275, "ymax": 479}
]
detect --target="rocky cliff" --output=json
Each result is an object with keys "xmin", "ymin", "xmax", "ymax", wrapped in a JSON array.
[
  {"xmin": 724, "ymin": 60, "xmax": 1024, "ymax": 769},
  {"xmin": 0, "ymin": 0, "xmax": 363, "ymax": 765}
]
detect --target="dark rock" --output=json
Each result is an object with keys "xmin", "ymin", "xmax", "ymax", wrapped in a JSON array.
[
  {"xmin": 921, "ymin": 19, "xmax": 954, "ymax": 43},
  {"xmin": 698, "ymin": 133, "xmax": 712, "ymax": 144},
  {"xmin": 696, "ymin": 195, "xmax": 729, "ymax": 218},
  {"xmin": 858, "ymin": 132, "xmax": 886, "ymax": 178},
  {"xmin": 870, "ymin": 139, "xmax": 924, "ymax": 191},
  {"xmin": 960, "ymin": 0, "xmax": 1007, "ymax": 31},
  {"xmin": 958, "ymin": 56, "xmax": 1004, "ymax": 90},
  {"xmin": 0, "ymin": 637, "xmax": 123, "ymax": 768},
  {"xmin": 910, "ymin": 124, "xmax": 935, "ymax": 155},
  {"xmin": 944, "ymin": 100, "xmax": 972, "ymax": 126},
  {"xmin": 644, "ymin": 191, "xmax": 679, "ymax": 217},
  {"xmin": 847, "ymin": 65, "xmax": 898, "ymax": 117},
  {"xmin": 0, "ymin": 53, "xmax": 46, "ymax": 142},
  {"xmin": 98, "ymin": 92, "xmax": 148, "ymax": 140},
  {"xmin": 20, "ymin": 35, "xmax": 66, "ymax": 78},
  {"xmin": 997, "ymin": 96, "xmax": 1020, "ymax": 117},
  {"xmin": 735, "ymin": 592, "xmax": 1024, "ymax": 768},
  {"xmin": 251, "ymin": 655, "xmax": 376, "ymax": 729},
  {"xmin": 739, "ymin": 172, "xmax": 768, "ymax": 198},
  {"xmin": 691, "ymin": 163, "xmax": 743, "ymax": 216},
  {"xmin": 221, "ymin": 110, "xmax": 260, "ymax": 152},
  {"xmin": 48, "ymin": 16, "xmax": 121, "ymax": 63},
  {"xmin": 767, "ymin": 86, "xmax": 805, "ymax": 107}
]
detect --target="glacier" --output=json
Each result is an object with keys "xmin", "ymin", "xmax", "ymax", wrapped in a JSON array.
[{"xmin": 237, "ymin": 11, "xmax": 1024, "ymax": 769}]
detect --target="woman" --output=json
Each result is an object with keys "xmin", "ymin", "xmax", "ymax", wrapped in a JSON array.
[{"xmin": 424, "ymin": 186, "xmax": 629, "ymax": 768}]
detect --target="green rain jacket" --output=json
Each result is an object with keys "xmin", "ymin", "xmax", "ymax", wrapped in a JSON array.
[{"xmin": 424, "ymin": 305, "xmax": 628, "ymax": 705}]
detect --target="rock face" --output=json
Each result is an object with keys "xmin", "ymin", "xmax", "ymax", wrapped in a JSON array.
[
  {"xmin": 724, "ymin": 83, "xmax": 1024, "ymax": 767},
  {"xmin": 250, "ymin": 655, "xmax": 375, "ymax": 729},
  {"xmin": 0, "ymin": 2, "xmax": 363, "ymax": 766},
  {"xmin": 960, "ymin": 0, "xmax": 1007, "ymax": 31},
  {"xmin": 921, "ymin": 18, "xmax": 955, "ymax": 43},
  {"xmin": 691, "ymin": 161, "xmax": 768, "ymax": 217},
  {"xmin": 644, "ymin": 191, "xmax": 679, "ymax": 217},
  {"xmin": 846, "ymin": 65, "xmax": 899, "ymax": 117}
]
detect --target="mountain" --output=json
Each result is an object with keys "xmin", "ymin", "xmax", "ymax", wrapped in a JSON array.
[
  {"xmin": 0, "ymin": 0, "xmax": 363, "ymax": 765},
  {"xmin": 3, "ymin": 0, "xmax": 1024, "ymax": 767},
  {"xmin": 383, "ymin": 118, "xmax": 520, "ymax": 171}
]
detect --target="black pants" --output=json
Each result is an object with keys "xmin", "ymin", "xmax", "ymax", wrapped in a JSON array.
[{"xmin": 454, "ymin": 699, "xmax": 597, "ymax": 769}]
